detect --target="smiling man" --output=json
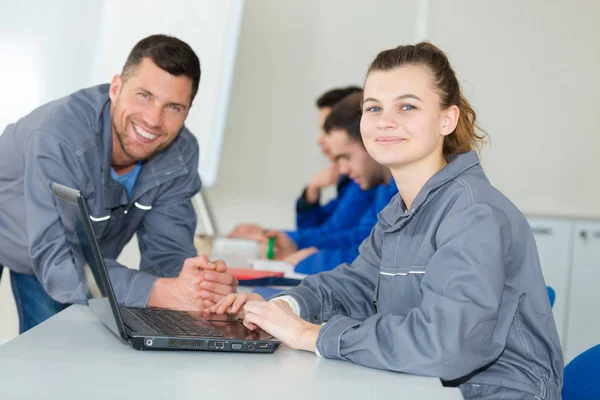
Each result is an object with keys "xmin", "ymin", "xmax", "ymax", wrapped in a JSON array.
[{"xmin": 0, "ymin": 35, "xmax": 238, "ymax": 333}]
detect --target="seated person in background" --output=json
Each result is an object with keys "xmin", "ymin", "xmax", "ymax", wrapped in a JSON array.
[
  {"xmin": 295, "ymin": 86, "xmax": 369, "ymax": 229},
  {"xmin": 264, "ymin": 91, "xmax": 396, "ymax": 269},
  {"xmin": 228, "ymin": 86, "xmax": 375, "ymax": 241},
  {"xmin": 293, "ymin": 177, "xmax": 396, "ymax": 274},
  {"xmin": 209, "ymin": 42, "xmax": 563, "ymax": 400},
  {"xmin": 0, "ymin": 35, "xmax": 237, "ymax": 333}
]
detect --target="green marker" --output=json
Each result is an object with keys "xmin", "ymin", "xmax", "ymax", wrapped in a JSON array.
[{"xmin": 266, "ymin": 236, "xmax": 275, "ymax": 260}]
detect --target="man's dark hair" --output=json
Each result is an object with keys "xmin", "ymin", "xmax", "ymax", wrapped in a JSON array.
[
  {"xmin": 316, "ymin": 86, "xmax": 363, "ymax": 109},
  {"xmin": 323, "ymin": 91, "xmax": 364, "ymax": 145},
  {"xmin": 121, "ymin": 34, "xmax": 201, "ymax": 104}
]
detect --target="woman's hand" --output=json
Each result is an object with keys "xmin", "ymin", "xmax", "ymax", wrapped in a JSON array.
[
  {"xmin": 205, "ymin": 294, "xmax": 322, "ymax": 352},
  {"xmin": 243, "ymin": 299, "xmax": 321, "ymax": 352},
  {"xmin": 204, "ymin": 292, "xmax": 265, "ymax": 329}
]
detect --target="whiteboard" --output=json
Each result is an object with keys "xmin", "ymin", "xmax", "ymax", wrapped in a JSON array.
[{"xmin": 0, "ymin": 0, "xmax": 244, "ymax": 187}]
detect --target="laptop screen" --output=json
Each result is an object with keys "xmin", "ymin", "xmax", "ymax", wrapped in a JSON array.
[
  {"xmin": 54, "ymin": 187, "xmax": 106, "ymax": 300},
  {"xmin": 52, "ymin": 183, "xmax": 128, "ymax": 338}
]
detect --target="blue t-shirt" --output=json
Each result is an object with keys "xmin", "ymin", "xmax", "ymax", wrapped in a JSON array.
[{"xmin": 110, "ymin": 161, "xmax": 143, "ymax": 198}]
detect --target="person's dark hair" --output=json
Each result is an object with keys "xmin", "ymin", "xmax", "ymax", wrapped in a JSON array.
[
  {"xmin": 367, "ymin": 42, "xmax": 488, "ymax": 159},
  {"xmin": 316, "ymin": 86, "xmax": 363, "ymax": 109},
  {"xmin": 121, "ymin": 34, "xmax": 201, "ymax": 104},
  {"xmin": 323, "ymin": 91, "xmax": 364, "ymax": 146}
]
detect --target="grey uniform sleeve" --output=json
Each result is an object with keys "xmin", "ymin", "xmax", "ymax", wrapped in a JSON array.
[
  {"xmin": 277, "ymin": 221, "xmax": 383, "ymax": 324},
  {"xmin": 136, "ymin": 139, "xmax": 201, "ymax": 278},
  {"xmin": 25, "ymin": 130, "xmax": 157, "ymax": 307},
  {"xmin": 292, "ymin": 203, "xmax": 513, "ymax": 381}
]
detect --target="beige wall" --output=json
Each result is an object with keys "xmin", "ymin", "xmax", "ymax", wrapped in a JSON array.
[
  {"xmin": 427, "ymin": 0, "xmax": 600, "ymax": 218},
  {"xmin": 207, "ymin": 0, "xmax": 600, "ymax": 235},
  {"xmin": 205, "ymin": 0, "xmax": 419, "ymax": 233}
]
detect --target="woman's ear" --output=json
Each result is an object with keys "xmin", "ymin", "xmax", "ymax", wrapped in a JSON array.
[{"xmin": 441, "ymin": 105, "xmax": 460, "ymax": 137}]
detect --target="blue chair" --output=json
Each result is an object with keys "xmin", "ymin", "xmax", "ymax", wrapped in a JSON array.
[
  {"xmin": 563, "ymin": 344, "xmax": 600, "ymax": 399},
  {"xmin": 547, "ymin": 286, "xmax": 556, "ymax": 308}
]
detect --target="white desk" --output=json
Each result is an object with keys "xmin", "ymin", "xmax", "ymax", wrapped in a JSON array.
[{"xmin": 0, "ymin": 305, "xmax": 463, "ymax": 399}]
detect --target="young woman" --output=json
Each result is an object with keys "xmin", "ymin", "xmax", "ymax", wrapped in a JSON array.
[{"xmin": 208, "ymin": 43, "xmax": 563, "ymax": 399}]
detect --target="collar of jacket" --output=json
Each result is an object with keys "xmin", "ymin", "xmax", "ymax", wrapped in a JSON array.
[
  {"xmin": 378, "ymin": 151, "xmax": 481, "ymax": 231},
  {"xmin": 97, "ymin": 100, "xmax": 188, "ymax": 210}
]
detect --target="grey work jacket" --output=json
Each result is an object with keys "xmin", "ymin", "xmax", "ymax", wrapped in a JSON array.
[
  {"xmin": 280, "ymin": 151, "xmax": 563, "ymax": 399},
  {"xmin": 0, "ymin": 85, "xmax": 201, "ymax": 307}
]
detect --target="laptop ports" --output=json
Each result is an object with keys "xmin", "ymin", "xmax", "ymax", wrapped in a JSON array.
[
  {"xmin": 215, "ymin": 341, "xmax": 225, "ymax": 350},
  {"xmin": 258, "ymin": 343, "xmax": 269, "ymax": 349}
]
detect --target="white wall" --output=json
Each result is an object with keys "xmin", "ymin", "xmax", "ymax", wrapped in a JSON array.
[
  {"xmin": 0, "ymin": 1, "xmax": 103, "ymax": 132},
  {"xmin": 0, "ymin": 270, "xmax": 18, "ymax": 344}
]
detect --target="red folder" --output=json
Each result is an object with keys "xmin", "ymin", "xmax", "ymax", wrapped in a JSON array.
[{"xmin": 227, "ymin": 268, "xmax": 284, "ymax": 280}]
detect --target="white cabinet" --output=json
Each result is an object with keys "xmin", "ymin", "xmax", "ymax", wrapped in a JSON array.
[
  {"xmin": 527, "ymin": 217, "xmax": 574, "ymax": 353},
  {"xmin": 565, "ymin": 221, "xmax": 600, "ymax": 363},
  {"xmin": 527, "ymin": 217, "xmax": 600, "ymax": 364}
]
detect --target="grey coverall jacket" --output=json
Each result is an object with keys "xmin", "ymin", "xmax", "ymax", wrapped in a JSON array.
[
  {"xmin": 0, "ymin": 85, "xmax": 201, "ymax": 307},
  {"xmin": 280, "ymin": 151, "xmax": 563, "ymax": 399}
]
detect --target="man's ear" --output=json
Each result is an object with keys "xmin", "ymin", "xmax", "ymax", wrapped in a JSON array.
[{"xmin": 108, "ymin": 74, "xmax": 122, "ymax": 102}]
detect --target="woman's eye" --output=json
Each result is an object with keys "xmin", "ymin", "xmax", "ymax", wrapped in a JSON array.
[{"xmin": 401, "ymin": 104, "xmax": 415, "ymax": 111}]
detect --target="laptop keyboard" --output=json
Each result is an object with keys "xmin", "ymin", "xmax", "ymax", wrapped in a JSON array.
[{"xmin": 127, "ymin": 308, "xmax": 224, "ymax": 337}]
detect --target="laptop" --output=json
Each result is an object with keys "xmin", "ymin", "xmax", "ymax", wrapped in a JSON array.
[{"xmin": 51, "ymin": 182, "xmax": 280, "ymax": 353}]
